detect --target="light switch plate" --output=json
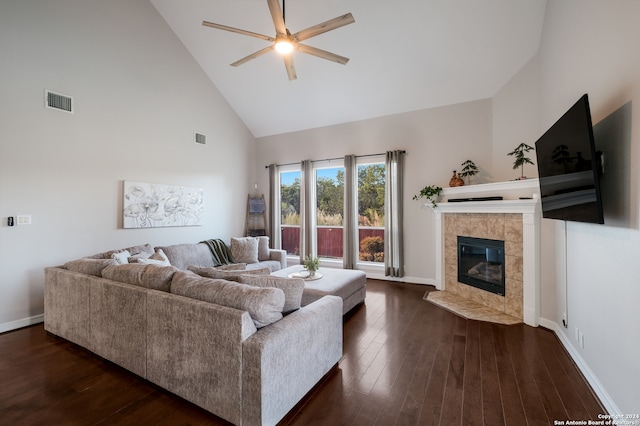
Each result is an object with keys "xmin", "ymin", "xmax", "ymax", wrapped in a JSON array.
[{"xmin": 17, "ymin": 215, "xmax": 31, "ymax": 225}]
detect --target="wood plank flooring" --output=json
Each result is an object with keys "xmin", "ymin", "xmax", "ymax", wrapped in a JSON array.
[{"xmin": 0, "ymin": 279, "xmax": 605, "ymax": 425}]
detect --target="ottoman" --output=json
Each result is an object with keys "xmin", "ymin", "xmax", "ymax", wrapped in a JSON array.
[{"xmin": 271, "ymin": 265, "xmax": 366, "ymax": 315}]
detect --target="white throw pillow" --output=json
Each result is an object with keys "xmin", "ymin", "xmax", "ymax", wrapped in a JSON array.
[
  {"xmin": 136, "ymin": 248, "xmax": 171, "ymax": 266},
  {"xmin": 111, "ymin": 250, "xmax": 131, "ymax": 265},
  {"xmin": 231, "ymin": 237, "xmax": 259, "ymax": 264}
]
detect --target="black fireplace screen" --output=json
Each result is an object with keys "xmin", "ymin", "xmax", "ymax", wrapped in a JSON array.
[{"xmin": 457, "ymin": 236, "xmax": 505, "ymax": 296}]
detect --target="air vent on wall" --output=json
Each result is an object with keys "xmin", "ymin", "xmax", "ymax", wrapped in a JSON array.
[
  {"xmin": 45, "ymin": 89, "xmax": 73, "ymax": 113},
  {"xmin": 194, "ymin": 132, "xmax": 207, "ymax": 145}
]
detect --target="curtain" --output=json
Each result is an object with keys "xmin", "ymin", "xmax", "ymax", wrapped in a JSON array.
[
  {"xmin": 267, "ymin": 164, "xmax": 279, "ymax": 249},
  {"xmin": 384, "ymin": 150, "xmax": 405, "ymax": 277},
  {"xmin": 343, "ymin": 155, "xmax": 357, "ymax": 269},
  {"xmin": 299, "ymin": 160, "xmax": 313, "ymax": 263}
]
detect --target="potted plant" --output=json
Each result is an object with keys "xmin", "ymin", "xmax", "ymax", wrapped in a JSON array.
[
  {"xmin": 459, "ymin": 160, "xmax": 479, "ymax": 185},
  {"xmin": 508, "ymin": 143, "xmax": 535, "ymax": 179},
  {"xmin": 303, "ymin": 255, "xmax": 320, "ymax": 277},
  {"xmin": 413, "ymin": 185, "xmax": 443, "ymax": 208}
]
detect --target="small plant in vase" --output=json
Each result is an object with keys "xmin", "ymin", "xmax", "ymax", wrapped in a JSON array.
[
  {"xmin": 459, "ymin": 160, "xmax": 479, "ymax": 185},
  {"xmin": 303, "ymin": 255, "xmax": 320, "ymax": 277},
  {"xmin": 508, "ymin": 143, "xmax": 535, "ymax": 180},
  {"xmin": 413, "ymin": 185, "xmax": 443, "ymax": 208}
]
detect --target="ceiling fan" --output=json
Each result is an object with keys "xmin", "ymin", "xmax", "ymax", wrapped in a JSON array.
[{"xmin": 202, "ymin": 0, "xmax": 355, "ymax": 81}]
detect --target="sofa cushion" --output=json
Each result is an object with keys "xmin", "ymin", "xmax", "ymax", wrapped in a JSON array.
[
  {"xmin": 171, "ymin": 271, "xmax": 284, "ymax": 328},
  {"xmin": 237, "ymin": 275, "xmax": 304, "ymax": 314},
  {"xmin": 136, "ymin": 248, "xmax": 171, "ymax": 266},
  {"xmin": 64, "ymin": 258, "xmax": 118, "ymax": 277},
  {"xmin": 257, "ymin": 236, "xmax": 270, "ymax": 261},
  {"xmin": 102, "ymin": 263, "xmax": 178, "ymax": 292},
  {"xmin": 187, "ymin": 265, "xmax": 270, "ymax": 282},
  {"xmin": 156, "ymin": 243, "xmax": 216, "ymax": 270},
  {"xmin": 215, "ymin": 263, "xmax": 247, "ymax": 270},
  {"xmin": 230, "ymin": 237, "xmax": 259, "ymax": 264}
]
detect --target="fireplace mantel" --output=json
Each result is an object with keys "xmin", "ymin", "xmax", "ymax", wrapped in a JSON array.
[{"xmin": 432, "ymin": 180, "xmax": 542, "ymax": 326}]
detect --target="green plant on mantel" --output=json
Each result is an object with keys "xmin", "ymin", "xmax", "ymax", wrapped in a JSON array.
[
  {"xmin": 413, "ymin": 185, "xmax": 443, "ymax": 208},
  {"xmin": 508, "ymin": 143, "xmax": 535, "ymax": 179},
  {"xmin": 459, "ymin": 160, "xmax": 479, "ymax": 184}
]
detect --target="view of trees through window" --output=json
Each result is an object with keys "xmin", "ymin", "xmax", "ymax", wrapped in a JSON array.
[
  {"xmin": 357, "ymin": 164, "xmax": 385, "ymax": 262},
  {"xmin": 279, "ymin": 163, "xmax": 385, "ymax": 263},
  {"xmin": 280, "ymin": 171, "xmax": 300, "ymax": 255}
]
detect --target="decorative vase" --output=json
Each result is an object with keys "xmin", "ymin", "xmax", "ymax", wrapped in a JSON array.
[
  {"xmin": 449, "ymin": 170, "xmax": 464, "ymax": 187},
  {"xmin": 307, "ymin": 269, "xmax": 316, "ymax": 278}
]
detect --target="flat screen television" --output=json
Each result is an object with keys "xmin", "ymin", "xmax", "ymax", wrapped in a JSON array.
[{"xmin": 535, "ymin": 94, "xmax": 604, "ymax": 224}]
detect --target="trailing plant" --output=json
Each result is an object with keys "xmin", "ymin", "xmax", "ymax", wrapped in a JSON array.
[
  {"xmin": 459, "ymin": 160, "xmax": 479, "ymax": 184},
  {"xmin": 412, "ymin": 185, "xmax": 443, "ymax": 208},
  {"xmin": 508, "ymin": 143, "xmax": 535, "ymax": 179}
]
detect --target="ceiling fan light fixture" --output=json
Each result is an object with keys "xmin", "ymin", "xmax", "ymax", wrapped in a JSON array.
[{"xmin": 274, "ymin": 37, "xmax": 294, "ymax": 54}]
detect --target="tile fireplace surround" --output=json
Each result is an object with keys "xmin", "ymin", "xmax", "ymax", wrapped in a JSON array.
[{"xmin": 432, "ymin": 180, "xmax": 541, "ymax": 327}]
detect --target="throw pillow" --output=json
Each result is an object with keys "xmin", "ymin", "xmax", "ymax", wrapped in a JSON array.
[
  {"xmin": 136, "ymin": 248, "xmax": 171, "ymax": 266},
  {"xmin": 257, "ymin": 236, "xmax": 270, "ymax": 261},
  {"xmin": 238, "ymin": 275, "xmax": 304, "ymax": 314},
  {"xmin": 230, "ymin": 237, "xmax": 259, "ymax": 264},
  {"xmin": 111, "ymin": 250, "xmax": 131, "ymax": 265},
  {"xmin": 64, "ymin": 258, "xmax": 118, "ymax": 277},
  {"xmin": 188, "ymin": 265, "xmax": 270, "ymax": 282},
  {"xmin": 171, "ymin": 271, "xmax": 285, "ymax": 328}
]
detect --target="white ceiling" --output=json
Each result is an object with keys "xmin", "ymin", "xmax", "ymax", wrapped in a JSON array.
[{"xmin": 151, "ymin": 0, "xmax": 547, "ymax": 138}]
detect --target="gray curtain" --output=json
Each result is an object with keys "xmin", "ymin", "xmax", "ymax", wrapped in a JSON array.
[
  {"xmin": 384, "ymin": 150, "xmax": 405, "ymax": 277},
  {"xmin": 267, "ymin": 164, "xmax": 279, "ymax": 249},
  {"xmin": 343, "ymin": 155, "xmax": 357, "ymax": 269},
  {"xmin": 299, "ymin": 160, "xmax": 313, "ymax": 263}
]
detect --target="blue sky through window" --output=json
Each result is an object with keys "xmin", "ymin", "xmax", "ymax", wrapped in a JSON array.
[{"xmin": 281, "ymin": 168, "xmax": 341, "ymax": 185}]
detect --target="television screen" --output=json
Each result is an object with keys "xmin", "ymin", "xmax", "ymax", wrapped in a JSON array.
[{"xmin": 535, "ymin": 94, "xmax": 604, "ymax": 224}]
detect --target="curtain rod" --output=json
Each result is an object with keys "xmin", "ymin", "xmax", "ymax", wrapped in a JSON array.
[{"xmin": 264, "ymin": 151, "xmax": 405, "ymax": 169}]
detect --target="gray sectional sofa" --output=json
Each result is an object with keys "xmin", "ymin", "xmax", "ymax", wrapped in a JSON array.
[{"xmin": 44, "ymin": 241, "xmax": 343, "ymax": 426}]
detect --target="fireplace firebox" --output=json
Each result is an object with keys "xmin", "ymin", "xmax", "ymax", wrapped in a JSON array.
[{"xmin": 457, "ymin": 236, "xmax": 505, "ymax": 296}]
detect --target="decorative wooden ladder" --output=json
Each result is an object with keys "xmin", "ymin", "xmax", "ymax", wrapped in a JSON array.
[{"xmin": 245, "ymin": 194, "xmax": 267, "ymax": 237}]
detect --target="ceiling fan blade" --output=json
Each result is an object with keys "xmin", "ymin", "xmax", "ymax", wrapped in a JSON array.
[
  {"xmin": 203, "ymin": 21, "xmax": 274, "ymax": 42},
  {"xmin": 231, "ymin": 46, "xmax": 275, "ymax": 67},
  {"xmin": 283, "ymin": 55, "xmax": 297, "ymax": 81},
  {"xmin": 296, "ymin": 43, "xmax": 350, "ymax": 65},
  {"xmin": 292, "ymin": 13, "xmax": 355, "ymax": 42},
  {"xmin": 267, "ymin": 0, "xmax": 287, "ymax": 35}
]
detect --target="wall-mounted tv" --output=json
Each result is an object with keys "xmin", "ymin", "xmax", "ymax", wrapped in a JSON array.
[{"xmin": 535, "ymin": 94, "xmax": 604, "ymax": 224}]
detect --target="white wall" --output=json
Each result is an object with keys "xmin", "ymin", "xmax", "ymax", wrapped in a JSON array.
[
  {"xmin": 493, "ymin": 0, "xmax": 640, "ymax": 414},
  {"xmin": 0, "ymin": 0, "xmax": 255, "ymax": 331},
  {"xmin": 254, "ymin": 99, "xmax": 494, "ymax": 283}
]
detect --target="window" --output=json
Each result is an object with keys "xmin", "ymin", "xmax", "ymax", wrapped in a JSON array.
[
  {"xmin": 279, "ymin": 167, "xmax": 300, "ymax": 256},
  {"xmin": 314, "ymin": 163, "xmax": 344, "ymax": 260},
  {"xmin": 270, "ymin": 153, "xmax": 396, "ymax": 272},
  {"xmin": 356, "ymin": 159, "xmax": 385, "ymax": 264}
]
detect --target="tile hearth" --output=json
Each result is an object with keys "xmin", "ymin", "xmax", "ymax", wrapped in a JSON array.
[{"xmin": 424, "ymin": 290, "xmax": 521, "ymax": 325}]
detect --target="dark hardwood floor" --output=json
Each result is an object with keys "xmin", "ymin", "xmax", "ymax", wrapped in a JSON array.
[{"xmin": 0, "ymin": 279, "xmax": 604, "ymax": 425}]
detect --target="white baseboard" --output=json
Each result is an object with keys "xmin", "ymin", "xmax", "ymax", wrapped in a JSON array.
[
  {"xmin": 539, "ymin": 317, "xmax": 620, "ymax": 415},
  {"xmin": 0, "ymin": 314, "xmax": 44, "ymax": 334},
  {"xmin": 364, "ymin": 273, "xmax": 435, "ymax": 286}
]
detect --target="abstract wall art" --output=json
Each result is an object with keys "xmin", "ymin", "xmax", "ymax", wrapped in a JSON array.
[{"xmin": 123, "ymin": 181, "xmax": 203, "ymax": 228}]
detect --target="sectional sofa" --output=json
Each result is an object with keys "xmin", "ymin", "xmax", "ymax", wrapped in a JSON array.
[{"xmin": 44, "ymin": 241, "xmax": 343, "ymax": 426}]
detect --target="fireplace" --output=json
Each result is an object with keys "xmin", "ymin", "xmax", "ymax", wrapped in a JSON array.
[{"xmin": 457, "ymin": 236, "xmax": 505, "ymax": 296}]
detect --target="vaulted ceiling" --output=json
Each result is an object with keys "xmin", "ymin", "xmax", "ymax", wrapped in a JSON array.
[{"xmin": 151, "ymin": 0, "xmax": 547, "ymax": 137}]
